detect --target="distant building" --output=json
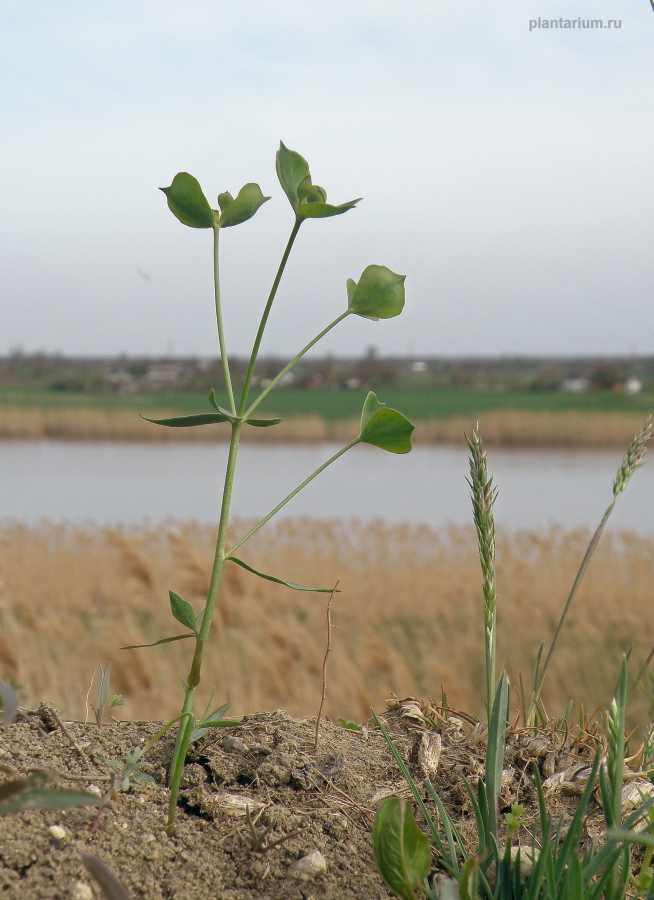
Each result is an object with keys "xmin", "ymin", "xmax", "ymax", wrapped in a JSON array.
[
  {"xmin": 624, "ymin": 377, "xmax": 643, "ymax": 394},
  {"xmin": 146, "ymin": 364, "xmax": 182, "ymax": 385},
  {"xmin": 562, "ymin": 377, "xmax": 590, "ymax": 393}
]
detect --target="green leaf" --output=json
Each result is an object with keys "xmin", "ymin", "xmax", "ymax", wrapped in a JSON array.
[
  {"xmin": 82, "ymin": 853, "xmax": 133, "ymax": 900},
  {"xmin": 0, "ymin": 788, "xmax": 100, "ymax": 814},
  {"xmin": 120, "ymin": 634, "xmax": 195, "ymax": 650},
  {"xmin": 486, "ymin": 672, "xmax": 509, "ymax": 846},
  {"xmin": 245, "ymin": 416, "xmax": 283, "ymax": 428},
  {"xmin": 169, "ymin": 591, "xmax": 197, "ymax": 632},
  {"xmin": 357, "ymin": 392, "xmax": 414, "ymax": 454},
  {"xmin": 276, "ymin": 142, "xmax": 311, "ymax": 212},
  {"xmin": 141, "ymin": 413, "xmax": 232, "ymax": 428},
  {"xmin": 228, "ymin": 556, "xmax": 340, "ymax": 592},
  {"xmin": 347, "ymin": 265, "xmax": 406, "ymax": 320},
  {"xmin": 160, "ymin": 173, "xmax": 215, "ymax": 229},
  {"xmin": 457, "ymin": 858, "xmax": 480, "ymax": 900},
  {"xmin": 217, "ymin": 191, "xmax": 233, "ymax": 212},
  {"xmin": 373, "ymin": 798, "xmax": 431, "ymax": 900},
  {"xmin": 0, "ymin": 680, "xmax": 18, "ymax": 727},
  {"xmin": 297, "ymin": 199, "xmax": 361, "ymax": 220},
  {"xmin": 218, "ymin": 183, "xmax": 270, "ymax": 228},
  {"xmin": 97, "ymin": 663, "xmax": 110, "ymax": 711}
]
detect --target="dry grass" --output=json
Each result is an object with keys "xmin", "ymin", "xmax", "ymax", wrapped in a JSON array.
[
  {"xmin": 1, "ymin": 519, "xmax": 653, "ymax": 730},
  {"xmin": 0, "ymin": 405, "xmax": 650, "ymax": 447}
]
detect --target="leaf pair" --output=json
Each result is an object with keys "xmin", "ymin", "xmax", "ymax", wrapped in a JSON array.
[
  {"xmin": 121, "ymin": 591, "xmax": 204, "ymax": 650},
  {"xmin": 276, "ymin": 142, "xmax": 361, "ymax": 221},
  {"xmin": 160, "ymin": 174, "xmax": 269, "ymax": 230}
]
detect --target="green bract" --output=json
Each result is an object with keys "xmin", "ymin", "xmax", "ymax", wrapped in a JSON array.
[
  {"xmin": 348, "ymin": 265, "xmax": 406, "ymax": 320},
  {"xmin": 217, "ymin": 183, "xmax": 270, "ymax": 228},
  {"xmin": 276, "ymin": 141, "xmax": 361, "ymax": 220},
  {"xmin": 160, "ymin": 173, "xmax": 215, "ymax": 229},
  {"xmin": 358, "ymin": 392, "xmax": 415, "ymax": 454}
]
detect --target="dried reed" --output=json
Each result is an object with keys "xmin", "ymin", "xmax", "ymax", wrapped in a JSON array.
[
  {"xmin": 0, "ymin": 405, "xmax": 651, "ymax": 447},
  {"xmin": 2, "ymin": 519, "xmax": 653, "ymax": 729}
]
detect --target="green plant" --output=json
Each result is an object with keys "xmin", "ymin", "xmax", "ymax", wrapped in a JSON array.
[
  {"xmin": 129, "ymin": 143, "xmax": 413, "ymax": 834},
  {"xmin": 88, "ymin": 663, "xmax": 125, "ymax": 728},
  {"xmin": 373, "ymin": 419, "xmax": 654, "ymax": 898}
]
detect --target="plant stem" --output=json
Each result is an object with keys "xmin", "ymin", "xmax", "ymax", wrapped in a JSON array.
[
  {"xmin": 238, "ymin": 220, "xmax": 302, "ymax": 416},
  {"xmin": 527, "ymin": 500, "xmax": 614, "ymax": 724},
  {"xmin": 244, "ymin": 311, "xmax": 350, "ymax": 419},
  {"xmin": 213, "ymin": 226, "xmax": 235, "ymax": 415},
  {"xmin": 227, "ymin": 440, "xmax": 359, "ymax": 556},
  {"xmin": 166, "ymin": 410, "xmax": 244, "ymax": 832}
]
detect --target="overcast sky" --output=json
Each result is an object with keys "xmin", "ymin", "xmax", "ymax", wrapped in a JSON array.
[{"xmin": 2, "ymin": 0, "xmax": 653, "ymax": 359}]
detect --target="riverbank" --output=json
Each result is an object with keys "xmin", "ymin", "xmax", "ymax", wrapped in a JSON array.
[{"xmin": 0, "ymin": 404, "xmax": 651, "ymax": 447}]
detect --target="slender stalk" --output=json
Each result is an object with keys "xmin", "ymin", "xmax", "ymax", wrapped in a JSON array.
[
  {"xmin": 238, "ymin": 220, "xmax": 302, "ymax": 415},
  {"xmin": 227, "ymin": 440, "xmax": 359, "ymax": 557},
  {"xmin": 527, "ymin": 417, "xmax": 651, "ymax": 724},
  {"xmin": 244, "ymin": 311, "xmax": 350, "ymax": 419},
  {"xmin": 213, "ymin": 226, "xmax": 235, "ymax": 415},
  {"xmin": 166, "ymin": 421, "xmax": 242, "ymax": 833}
]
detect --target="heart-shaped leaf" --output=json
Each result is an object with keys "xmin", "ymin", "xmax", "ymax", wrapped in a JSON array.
[
  {"xmin": 160, "ymin": 173, "xmax": 215, "ymax": 229},
  {"xmin": 141, "ymin": 413, "xmax": 232, "ymax": 427},
  {"xmin": 218, "ymin": 183, "xmax": 270, "ymax": 228},
  {"xmin": 357, "ymin": 392, "xmax": 415, "ymax": 454},
  {"xmin": 347, "ymin": 265, "xmax": 405, "ymax": 320},
  {"xmin": 276, "ymin": 142, "xmax": 311, "ymax": 212},
  {"xmin": 228, "ymin": 556, "xmax": 341, "ymax": 592},
  {"xmin": 169, "ymin": 591, "xmax": 197, "ymax": 632},
  {"xmin": 297, "ymin": 199, "xmax": 361, "ymax": 221},
  {"xmin": 373, "ymin": 798, "xmax": 431, "ymax": 900}
]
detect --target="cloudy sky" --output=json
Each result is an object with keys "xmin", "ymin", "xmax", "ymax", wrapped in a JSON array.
[{"xmin": 2, "ymin": 0, "xmax": 653, "ymax": 359}]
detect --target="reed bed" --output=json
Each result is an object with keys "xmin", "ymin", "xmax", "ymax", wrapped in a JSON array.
[
  {"xmin": 1, "ymin": 518, "xmax": 653, "ymax": 729},
  {"xmin": 0, "ymin": 404, "xmax": 650, "ymax": 447}
]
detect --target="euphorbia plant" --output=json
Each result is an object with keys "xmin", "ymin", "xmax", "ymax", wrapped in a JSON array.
[{"xmin": 135, "ymin": 143, "xmax": 414, "ymax": 834}]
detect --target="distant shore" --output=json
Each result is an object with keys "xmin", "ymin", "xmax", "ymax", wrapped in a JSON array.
[{"xmin": 0, "ymin": 404, "xmax": 649, "ymax": 448}]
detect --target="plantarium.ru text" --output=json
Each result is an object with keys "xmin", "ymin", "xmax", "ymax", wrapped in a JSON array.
[{"xmin": 133, "ymin": 143, "xmax": 414, "ymax": 835}]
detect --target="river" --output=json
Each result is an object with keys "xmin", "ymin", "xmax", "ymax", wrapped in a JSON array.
[{"xmin": 1, "ymin": 440, "xmax": 652, "ymax": 532}]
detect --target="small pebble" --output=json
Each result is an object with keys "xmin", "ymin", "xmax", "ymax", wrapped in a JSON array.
[
  {"xmin": 48, "ymin": 825, "xmax": 67, "ymax": 841},
  {"xmin": 142, "ymin": 833, "xmax": 156, "ymax": 843},
  {"xmin": 291, "ymin": 850, "xmax": 327, "ymax": 880},
  {"xmin": 222, "ymin": 735, "xmax": 249, "ymax": 755},
  {"xmin": 86, "ymin": 784, "xmax": 102, "ymax": 798},
  {"xmin": 71, "ymin": 882, "xmax": 93, "ymax": 900}
]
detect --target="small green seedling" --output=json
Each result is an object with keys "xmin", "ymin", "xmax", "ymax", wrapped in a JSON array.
[
  {"xmin": 88, "ymin": 663, "xmax": 125, "ymax": 728},
  {"xmin": 128, "ymin": 142, "xmax": 414, "ymax": 834}
]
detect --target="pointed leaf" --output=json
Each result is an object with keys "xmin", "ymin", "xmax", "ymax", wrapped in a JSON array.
[
  {"xmin": 373, "ymin": 798, "xmax": 431, "ymax": 900},
  {"xmin": 0, "ymin": 788, "xmax": 100, "ymax": 814},
  {"xmin": 245, "ymin": 416, "xmax": 283, "ymax": 428},
  {"xmin": 208, "ymin": 388, "xmax": 233, "ymax": 414},
  {"xmin": 228, "ymin": 556, "xmax": 340, "ymax": 592},
  {"xmin": 218, "ymin": 183, "xmax": 270, "ymax": 228},
  {"xmin": 348, "ymin": 265, "xmax": 406, "ymax": 320},
  {"xmin": 121, "ymin": 633, "xmax": 195, "ymax": 650},
  {"xmin": 276, "ymin": 142, "xmax": 311, "ymax": 212},
  {"xmin": 82, "ymin": 853, "xmax": 133, "ymax": 900},
  {"xmin": 97, "ymin": 663, "xmax": 110, "ymax": 712},
  {"xmin": 169, "ymin": 591, "xmax": 197, "ymax": 631},
  {"xmin": 141, "ymin": 413, "xmax": 232, "ymax": 428},
  {"xmin": 359, "ymin": 391, "xmax": 385, "ymax": 431},
  {"xmin": 160, "ymin": 173, "xmax": 215, "ymax": 229},
  {"xmin": 217, "ymin": 191, "xmax": 233, "ymax": 212},
  {"xmin": 0, "ymin": 681, "xmax": 18, "ymax": 727},
  {"xmin": 358, "ymin": 394, "xmax": 414, "ymax": 454},
  {"xmin": 297, "ymin": 199, "xmax": 361, "ymax": 220}
]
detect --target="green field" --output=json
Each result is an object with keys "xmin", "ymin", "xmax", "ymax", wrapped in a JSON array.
[{"xmin": 1, "ymin": 385, "xmax": 653, "ymax": 421}]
